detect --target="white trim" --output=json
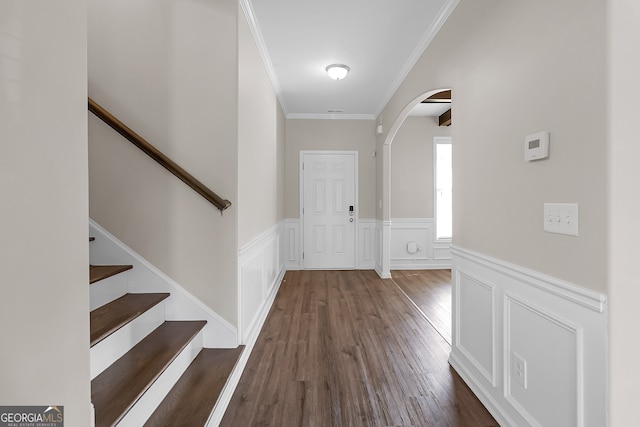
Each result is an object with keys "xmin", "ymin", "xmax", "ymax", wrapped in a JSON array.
[
  {"xmin": 90, "ymin": 302, "xmax": 165, "ymax": 380},
  {"xmin": 358, "ymin": 219, "xmax": 376, "ymax": 269},
  {"xmin": 238, "ymin": 0, "xmax": 288, "ymax": 116},
  {"xmin": 119, "ymin": 332, "xmax": 203, "ymax": 426},
  {"xmin": 238, "ymin": 223, "xmax": 281, "ymax": 259},
  {"xmin": 375, "ymin": 220, "xmax": 392, "ymax": 279},
  {"xmin": 454, "ymin": 272, "xmax": 497, "ymax": 387},
  {"xmin": 451, "ymin": 246, "xmax": 606, "ymax": 313},
  {"xmin": 283, "ymin": 219, "xmax": 301, "ymax": 270},
  {"xmin": 503, "ymin": 294, "xmax": 585, "ymax": 427},
  {"xmin": 89, "ymin": 219, "xmax": 237, "ymax": 348},
  {"xmin": 389, "ymin": 218, "xmax": 452, "ymax": 269},
  {"xmin": 283, "ymin": 217, "xmax": 376, "ymax": 271},
  {"xmin": 449, "ymin": 352, "xmax": 517, "ymax": 427},
  {"xmin": 373, "ymin": 0, "xmax": 460, "ymax": 117},
  {"xmin": 433, "ymin": 136, "xmax": 453, "ymax": 242},
  {"xmin": 450, "ymin": 246, "xmax": 607, "ymax": 427},
  {"xmin": 208, "ymin": 223, "xmax": 285, "ymax": 426},
  {"xmin": 237, "ymin": 223, "xmax": 285, "ymax": 344},
  {"xmin": 208, "ymin": 270, "xmax": 284, "ymax": 427}
]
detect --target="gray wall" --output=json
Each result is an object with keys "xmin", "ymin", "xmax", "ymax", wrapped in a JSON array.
[
  {"xmin": 0, "ymin": 0, "xmax": 92, "ymax": 423},
  {"xmin": 608, "ymin": 0, "xmax": 640, "ymax": 423},
  {"xmin": 285, "ymin": 119, "xmax": 377, "ymax": 219},
  {"xmin": 88, "ymin": 0, "xmax": 239, "ymax": 324},
  {"xmin": 391, "ymin": 116, "xmax": 451, "ymax": 218},
  {"xmin": 378, "ymin": 0, "xmax": 607, "ymax": 293},
  {"xmin": 238, "ymin": 7, "xmax": 286, "ymax": 246}
]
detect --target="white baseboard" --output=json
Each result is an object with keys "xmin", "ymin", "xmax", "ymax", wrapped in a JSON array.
[
  {"xmin": 89, "ymin": 219, "xmax": 237, "ymax": 348},
  {"xmin": 450, "ymin": 246, "xmax": 607, "ymax": 427},
  {"xmin": 207, "ymin": 223, "xmax": 287, "ymax": 426},
  {"xmin": 207, "ymin": 267, "xmax": 285, "ymax": 427}
]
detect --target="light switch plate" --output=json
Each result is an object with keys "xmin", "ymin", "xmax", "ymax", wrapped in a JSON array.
[{"xmin": 544, "ymin": 203, "xmax": 579, "ymax": 236}]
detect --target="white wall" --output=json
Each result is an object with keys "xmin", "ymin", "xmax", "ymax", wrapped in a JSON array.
[
  {"xmin": 608, "ymin": 1, "xmax": 640, "ymax": 424},
  {"xmin": 391, "ymin": 116, "xmax": 451, "ymax": 218},
  {"xmin": 0, "ymin": 0, "xmax": 91, "ymax": 424},
  {"xmin": 88, "ymin": 0, "xmax": 239, "ymax": 324},
  {"xmin": 285, "ymin": 119, "xmax": 377, "ymax": 219}
]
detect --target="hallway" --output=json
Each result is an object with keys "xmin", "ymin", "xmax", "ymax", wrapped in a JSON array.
[{"xmin": 222, "ymin": 270, "xmax": 497, "ymax": 426}]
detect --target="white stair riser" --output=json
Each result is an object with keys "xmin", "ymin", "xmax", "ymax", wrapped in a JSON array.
[
  {"xmin": 90, "ymin": 272, "xmax": 129, "ymax": 310},
  {"xmin": 90, "ymin": 303, "xmax": 166, "ymax": 380},
  {"xmin": 90, "ymin": 220, "xmax": 238, "ymax": 348},
  {"xmin": 116, "ymin": 332, "xmax": 204, "ymax": 427}
]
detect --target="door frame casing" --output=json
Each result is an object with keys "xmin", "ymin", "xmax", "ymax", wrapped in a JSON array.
[{"xmin": 299, "ymin": 150, "xmax": 359, "ymax": 269}]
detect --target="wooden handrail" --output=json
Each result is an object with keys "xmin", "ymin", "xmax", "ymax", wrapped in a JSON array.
[{"xmin": 88, "ymin": 98, "xmax": 232, "ymax": 213}]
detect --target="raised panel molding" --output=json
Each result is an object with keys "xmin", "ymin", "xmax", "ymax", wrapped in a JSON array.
[
  {"xmin": 284, "ymin": 218, "xmax": 377, "ymax": 271},
  {"xmin": 504, "ymin": 294, "xmax": 583, "ymax": 427},
  {"xmin": 450, "ymin": 246, "xmax": 607, "ymax": 427},
  {"xmin": 455, "ymin": 273, "xmax": 496, "ymax": 386},
  {"xmin": 375, "ymin": 220, "xmax": 391, "ymax": 279},
  {"xmin": 284, "ymin": 219, "xmax": 300, "ymax": 270},
  {"xmin": 358, "ymin": 219, "xmax": 376, "ymax": 269},
  {"xmin": 238, "ymin": 223, "xmax": 285, "ymax": 345},
  {"xmin": 390, "ymin": 218, "xmax": 451, "ymax": 269}
]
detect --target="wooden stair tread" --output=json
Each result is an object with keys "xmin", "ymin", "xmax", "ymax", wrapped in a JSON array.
[
  {"xmin": 144, "ymin": 346, "xmax": 245, "ymax": 426},
  {"xmin": 90, "ymin": 264, "xmax": 132, "ymax": 284},
  {"xmin": 90, "ymin": 293, "xmax": 170, "ymax": 347},
  {"xmin": 92, "ymin": 320, "xmax": 207, "ymax": 427}
]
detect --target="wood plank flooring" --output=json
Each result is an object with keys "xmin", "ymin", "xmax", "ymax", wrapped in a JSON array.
[
  {"xmin": 145, "ymin": 347, "xmax": 245, "ymax": 426},
  {"xmin": 391, "ymin": 270, "xmax": 452, "ymax": 344},
  {"xmin": 89, "ymin": 264, "xmax": 133, "ymax": 284},
  {"xmin": 92, "ymin": 321, "xmax": 206, "ymax": 427},
  {"xmin": 222, "ymin": 270, "xmax": 497, "ymax": 427}
]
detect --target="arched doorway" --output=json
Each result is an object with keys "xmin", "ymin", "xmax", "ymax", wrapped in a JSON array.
[{"xmin": 378, "ymin": 88, "xmax": 452, "ymax": 278}]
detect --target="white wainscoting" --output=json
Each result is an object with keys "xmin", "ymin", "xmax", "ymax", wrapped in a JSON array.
[
  {"xmin": 283, "ymin": 218, "xmax": 377, "ymax": 271},
  {"xmin": 390, "ymin": 218, "xmax": 451, "ymax": 270},
  {"xmin": 208, "ymin": 223, "xmax": 286, "ymax": 427},
  {"xmin": 283, "ymin": 219, "xmax": 301, "ymax": 270},
  {"xmin": 238, "ymin": 223, "xmax": 286, "ymax": 345},
  {"xmin": 449, "ymin": 246, "xmax": 607, "ymax": 427},
  {"xmin": 374, "ymin": 220, "xmax": 391, "ymax": 279},
  {"xmin": 358, "ymin": 219, "xmax": 376, "ymax": 270}
]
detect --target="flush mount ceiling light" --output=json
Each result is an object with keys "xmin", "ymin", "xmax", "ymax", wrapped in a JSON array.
[{"xmin": 326, "ymin": 64, "xmax": 350, "ymax": 80}]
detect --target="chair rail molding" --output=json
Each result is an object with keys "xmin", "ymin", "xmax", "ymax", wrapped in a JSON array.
[{"xmin": 449, "ymin": 245, "xmax": 607, "ymax": 427}]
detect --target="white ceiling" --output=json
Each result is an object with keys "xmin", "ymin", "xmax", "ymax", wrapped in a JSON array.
[{"xmin": 242, "ymin": 0, "xmax": 459, "ymax": 119}]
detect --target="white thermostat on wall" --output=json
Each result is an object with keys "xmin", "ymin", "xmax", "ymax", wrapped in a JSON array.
[{"xmin": 524, "ymin": 131, "xmax": 549, "ymax": 161}]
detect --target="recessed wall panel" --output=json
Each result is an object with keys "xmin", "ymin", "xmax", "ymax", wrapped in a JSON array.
[
  {"xmin": 505, "ymin": 297, "xmax": 579, "ymax": 427},
  {"xmin": 457, "ymin": 273, "xmax": 495, "ymax": 384}
]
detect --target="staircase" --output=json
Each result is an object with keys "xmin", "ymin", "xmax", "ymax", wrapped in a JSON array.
[{"xmin": 89, "ymin": 227, "xmax": 243, "ymax": 426}]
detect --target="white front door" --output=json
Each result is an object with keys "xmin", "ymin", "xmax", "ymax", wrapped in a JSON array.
[{"xmin": 301, "ymin": 152, "xmax": 357, "ymax": 269}]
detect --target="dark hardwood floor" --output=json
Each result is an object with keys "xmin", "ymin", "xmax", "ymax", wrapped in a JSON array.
[
  {"xmin": 391, "ymin": 270, "xmax": 452, "ymax": 344},
  {"xmin": 222, "ymin": 270, "xmax": 497, "ymax": 427}
]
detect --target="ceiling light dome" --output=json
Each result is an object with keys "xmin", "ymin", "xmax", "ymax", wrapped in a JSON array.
[{"xmin": 326, "ymin": 64, "xmax": 350, "ymax": 80}]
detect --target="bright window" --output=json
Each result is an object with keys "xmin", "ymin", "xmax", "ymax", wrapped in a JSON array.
[{"xmin": 434, "ymin": 137, "xmax": 452, "ymax": 240}]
